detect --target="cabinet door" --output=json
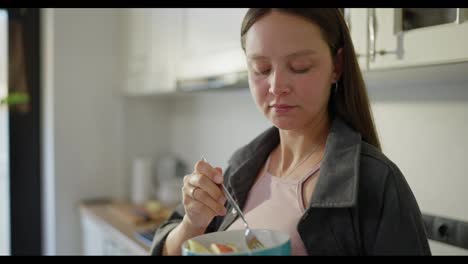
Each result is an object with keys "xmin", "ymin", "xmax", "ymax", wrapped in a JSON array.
[
  {"xmin": 346, "ymin": 8, "xmax": 369, "ymax": 72},
  {"xmin": 369, "ymin": 8, "xmax": 468, "ymax": 70},
  {"xmin": 177, "ymin": 8, "xmax": 248, "ymax": 80},
  {"xmin": 146, "ymin": 8, "xmax": 182, "ymax": 94},
  {"xmin": 124, "ymin": 9, "xmax": 151, "ymax": 95},
  {"xmin": 124, "ymin": 9, "xmax": 182, "ymax": 95},
  {"xmin": 81, "ymin": 214, "xmax": 105, "ymax": 255}
]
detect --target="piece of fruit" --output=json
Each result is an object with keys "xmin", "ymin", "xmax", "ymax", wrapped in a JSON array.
[
  {"xmin": 187, "ymin": 239, "xmax": 210, "ymax": 253},
  {"xmin": 210, "ymin": 243, "xmax": 237, "ymax": 254},
  {"xmin": 144, "ymin": 200, "xmax": 162, "ymax": 213},
  {"xmin": 226, "ymin": 243, "xmax": 239, "ymax": 252}
]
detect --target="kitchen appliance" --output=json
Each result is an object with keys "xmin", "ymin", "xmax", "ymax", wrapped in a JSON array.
[
  {"xmin": 130, "ymin": 157, "xmax": 154, "ymax": 205},
  {"xmin": 155, "ymin": 154, "xmax": 187, "ymax": 205}
]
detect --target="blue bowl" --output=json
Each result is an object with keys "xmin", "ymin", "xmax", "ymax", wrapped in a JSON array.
[{"xmin": 181, "ymin": 229, "xmax": 291, "ymax": 256}]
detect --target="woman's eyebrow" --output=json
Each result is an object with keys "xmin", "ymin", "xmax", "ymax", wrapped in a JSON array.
[
  {"xmin": 247, "ymin": 54, "xmax": 268, "ymax": 61},
  {"xmin": 285, "ymin": 49, "xmax": 317, "ymax": 59},
  {"xmin": 247, "ymin": 49, "xmax": 317, "ymax": 61}
]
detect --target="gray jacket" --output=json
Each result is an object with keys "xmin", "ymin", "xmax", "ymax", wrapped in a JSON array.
[{"xmin": 150, "ymin": 116, "xmax": 431, "ymax": 255}]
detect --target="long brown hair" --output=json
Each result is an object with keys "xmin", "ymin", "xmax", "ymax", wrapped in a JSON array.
[{"xmin": 241, "ymin": 8, "xmax": 381, "ymax": 150}]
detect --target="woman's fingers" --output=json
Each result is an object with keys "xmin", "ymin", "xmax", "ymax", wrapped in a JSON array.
[
  {"xmin": 180, "ymin": 159, "xmax": 227, "ymax": 229},
  {"xmin": 183, "ymin": 192, "xmax": 218, "ymax": 217},
  {"xmin": 187, "ymin": 173, "xmax": 225, "ymax": 203},
  {"xmin": 194, "ymin": 159, "xmax": 223, "ymax": 184},
  {"xmin": 180, "ymin": 159, "xmax": 227, "ymax": 224},
  {"xmin": 182, "ymin": 181, "xmax": 226, "ymax": 216}
]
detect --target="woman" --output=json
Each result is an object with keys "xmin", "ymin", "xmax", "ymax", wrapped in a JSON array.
[{"xmin": 150, "ymin": 8, "xmax": 431, "ymax": 255}]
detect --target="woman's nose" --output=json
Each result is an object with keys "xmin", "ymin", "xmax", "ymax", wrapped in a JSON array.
[{"xmin": 268, "ymin": 71, "xmax": 291, "ymax": 96}]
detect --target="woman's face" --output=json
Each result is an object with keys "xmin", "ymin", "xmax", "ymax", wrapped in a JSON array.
[{"xmin": 244, "ymin": 11, "xmax": 341, "ymax": 130}]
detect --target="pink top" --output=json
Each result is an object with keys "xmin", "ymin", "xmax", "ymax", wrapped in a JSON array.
[{"xmin": 226, "ymin": 154, "xmax": 321, "ymax": 256}]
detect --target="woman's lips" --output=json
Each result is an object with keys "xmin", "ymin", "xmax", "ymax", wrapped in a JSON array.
[{"xmin": 271, "ymin": 104, "xmax": 296, "ymax": 114}]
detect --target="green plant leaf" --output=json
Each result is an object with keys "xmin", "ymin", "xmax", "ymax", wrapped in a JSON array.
[{"xmin": 0, "ymin": 92, "xmax": 30, "ymax": 106}]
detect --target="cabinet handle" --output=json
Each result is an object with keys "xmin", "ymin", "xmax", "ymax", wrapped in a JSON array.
[
  {"xmin": 368, "ymin": 8, "xmax": 377, "ymax": 62},
  {"xmin": 346, "ymin": 8, "xmax": 400, "ymax": 61},
  {"xmin": 456, "ymin": 8, "xmax": 468, "ymax": 24},
  {"xmin": 367, "ymin": 8, "xmax": 400, "ymax": 62}
]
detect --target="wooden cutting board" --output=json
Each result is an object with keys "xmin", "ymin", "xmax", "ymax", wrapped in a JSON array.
[{"xmin": 109, "ymin": 201, "xmax": 172, "ymax": 226}]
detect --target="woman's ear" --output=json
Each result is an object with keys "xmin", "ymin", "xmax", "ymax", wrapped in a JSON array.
[{"xmin": 332, "ymin": 48, "xmax": 344, "ymax": 82}]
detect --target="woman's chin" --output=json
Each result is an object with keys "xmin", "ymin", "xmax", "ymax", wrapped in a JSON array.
[{"xmin": 271, "ymin": 119, "xmax": 301, "ymax": 131}]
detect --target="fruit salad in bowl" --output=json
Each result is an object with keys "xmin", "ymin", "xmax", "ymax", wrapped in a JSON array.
[{"xmin": 182, "ymin": 229, "xmax": 291, "ymax": 256}]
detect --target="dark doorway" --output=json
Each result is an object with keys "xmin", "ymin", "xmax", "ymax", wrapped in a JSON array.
[{"xmin": 7, "ymin": 8, "xmax": 42, "ymax": 255}]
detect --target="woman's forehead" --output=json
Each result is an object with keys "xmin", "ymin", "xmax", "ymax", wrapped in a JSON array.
[{"xmin": 244, "ymin": 11, "xmax": 328, "ymax": 57}]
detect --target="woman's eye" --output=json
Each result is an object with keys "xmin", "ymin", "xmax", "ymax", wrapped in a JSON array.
[
  {"xmin": 290, "ymin": 60, "xmax": 314, "ymax": 74},
  {"xmin": 253, "ymin": 68, "xmax": 271, "ymax": 75},
  {"xmin": 291, "ymin": 68, "xmax": 310, "ymax": 74}
]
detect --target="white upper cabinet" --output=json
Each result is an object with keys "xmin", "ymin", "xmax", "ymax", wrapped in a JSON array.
[
  {"xmin": 123, "ymin": 8, "xmax": 468, "ymax": 95},
  {"xmin": 177, "ymin": 8, "xmax": 248, "ymax": 81},
  {"xmin": 124, "ymin": 8, "xmax": 182, "ymax": 95},
  {"xmin": 368, "ymin": 8, "xmax": 468, "ymax": 70},
  {"xmin": 346, "ymin": 8, "xmax": 370, "ymax": 72},
  {"xmin": 124, "ymin": 8, "xmax": 149, "ymax": 95}
]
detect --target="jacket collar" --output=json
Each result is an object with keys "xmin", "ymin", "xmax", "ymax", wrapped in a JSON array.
[{"xmin": 226, "ymin": 116, "xmax": 362, "ymax": 210}]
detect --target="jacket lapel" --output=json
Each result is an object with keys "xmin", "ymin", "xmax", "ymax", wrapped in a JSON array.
[{"xmin": 308, "ymin": 117, "xmax": 361, "ymax": 208}]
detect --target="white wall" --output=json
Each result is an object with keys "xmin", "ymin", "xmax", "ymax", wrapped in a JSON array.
[
  {"xmin": 373, "ymin": 102, "xmax": 468, "ymax": 255},
  {"xmin": 365, "ymin": 64, "xmax": 468, "ymax": 255},
  {"xmin": 168, "ymin": 64, "xmax": 468, "ymax": 255},
  {"xmin": 122, "ymin": 96, "xmax": 172, "ymax": 200},
  {"xmin": 170, "ymin": 90, "xmax": 270, "ymax": 170},
  {"xmin": 42, "ymin": 8, "xmax": 127, "ymax": 255}
]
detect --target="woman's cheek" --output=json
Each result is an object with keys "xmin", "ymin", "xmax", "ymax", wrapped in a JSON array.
[{"xmin": 250, "ymin": 78, "xmax": 268, "ymax": 96}]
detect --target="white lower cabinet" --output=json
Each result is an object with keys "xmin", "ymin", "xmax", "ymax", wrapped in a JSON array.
[{"xmin": 80, "ymin": 208, "xmax": 148, "ymax": 256}]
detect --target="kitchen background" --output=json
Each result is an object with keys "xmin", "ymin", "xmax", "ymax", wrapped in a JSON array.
[{"xmin": 1, "ymin": 8, "xmax": 468, "ymax": 255}]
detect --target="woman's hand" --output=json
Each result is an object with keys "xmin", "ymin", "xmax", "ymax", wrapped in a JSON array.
[{"xmin": 181, "ymin": 159, "xmax": 227, "ymax": 231}]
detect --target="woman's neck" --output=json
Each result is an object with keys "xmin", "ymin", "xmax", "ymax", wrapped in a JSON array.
[{"xmin": 277, "ymin": 113, "xmax": 330, "ymax": 171}]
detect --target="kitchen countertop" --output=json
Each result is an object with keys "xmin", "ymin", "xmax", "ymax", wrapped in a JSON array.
[{"xmin": 79, "ymin": 200, "xmax": 171, "ymax": 255}]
